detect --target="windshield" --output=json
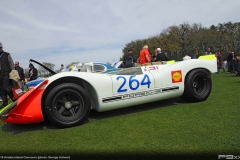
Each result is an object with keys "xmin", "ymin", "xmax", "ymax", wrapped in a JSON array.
[
  {"xmin": 107, "ymin": 67, "xmax": 143, "ymax": 75},
  {"xmin": 112, "ymin": 61, "xmax": 124, "ymax": 68},
  {"xmin": 112, "ymin": 62, "xmax": 118, "ymax": 67}
]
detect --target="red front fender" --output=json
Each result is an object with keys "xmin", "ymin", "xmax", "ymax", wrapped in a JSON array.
[{"xmin": 2, "ymin": 79, "xmax": 49, "ymax": 124}]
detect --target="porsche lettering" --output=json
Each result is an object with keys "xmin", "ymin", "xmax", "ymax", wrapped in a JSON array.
[{"xmin": 102, "ymin": 86, "xmax": 179, "ymax": 103}]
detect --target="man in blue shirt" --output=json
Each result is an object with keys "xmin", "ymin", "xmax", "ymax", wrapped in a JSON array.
[{"xmin": 192, "ymin": 52, "xmax": 199, "ymax": 59}]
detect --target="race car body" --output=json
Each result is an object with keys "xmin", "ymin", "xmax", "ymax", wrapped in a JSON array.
[{"xmin": 0, "ymin": 55, "xmax": 217, "ymax": 127}]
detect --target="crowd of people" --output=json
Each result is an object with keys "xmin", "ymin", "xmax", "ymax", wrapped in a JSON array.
[
  {"xmin": 204, "ymin": 47, "xmax": 240, "ymax": 74},
  {"xmin": 121, "ymin": 46, "xmax": 217, "ymax": 68},
  {"xmin": 223, "ymin": 50, "xmax": 240, "ymax": 75},
  {"xmin": 122, "ymin": 45, "xmax": 170, "ymax": 68},
  {"xmin": 122, "ymin": 45, "xmax": 240, "ymax": 76}
]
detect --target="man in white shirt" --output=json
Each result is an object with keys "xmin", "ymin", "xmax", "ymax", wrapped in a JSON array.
[{"xmin": 183, "ymin": 54, "xmax": 191, "ymax": 61}]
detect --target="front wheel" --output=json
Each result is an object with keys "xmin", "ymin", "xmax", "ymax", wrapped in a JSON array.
[
  {"xmin": 180, "ymin": 69, "xmax": 212, "ymax": 102},
  {"xmin": 44, "ymin": 83, "xmax": 90, "ymax": 128}
]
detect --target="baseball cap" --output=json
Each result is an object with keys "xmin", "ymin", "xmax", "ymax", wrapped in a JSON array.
[
  {"xmin": 157, "ymin": 48, "xmax": 161, "ymax": 51},
  {"xmin": 0, "ymin": 42, "xmax": 2, "ymax": 48}
]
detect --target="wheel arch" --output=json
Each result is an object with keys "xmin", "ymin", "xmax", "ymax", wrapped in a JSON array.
[
  {"xmin": 184, "ymin": 67, "xmax": 211, "ymax": 82},
  {"xmin": 41, "ymin": 77, "xmax": 98, "ymax": 120}
]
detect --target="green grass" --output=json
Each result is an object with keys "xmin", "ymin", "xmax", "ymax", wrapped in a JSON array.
[{"xmin": 0, "ymin": 72, "xmax": 239, "ymax": 159}]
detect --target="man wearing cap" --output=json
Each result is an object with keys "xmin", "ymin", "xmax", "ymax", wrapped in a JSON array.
[
  {"xmin": 139, "ymin": 45, "xmax": 151, "ymax": 64},
  {"xmin": 0, "ymin": 42, "xmax": 15, "ymax": 109}
]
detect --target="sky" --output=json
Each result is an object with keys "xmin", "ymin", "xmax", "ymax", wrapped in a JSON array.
[{"xmin": 0, "ymin": 0, "xmax": 240, "ymax": 70}]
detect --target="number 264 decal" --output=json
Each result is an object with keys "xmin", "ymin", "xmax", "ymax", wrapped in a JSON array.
[{"xmin": 116, "ymin": 74, "xmax": 151, "ymax": 93}]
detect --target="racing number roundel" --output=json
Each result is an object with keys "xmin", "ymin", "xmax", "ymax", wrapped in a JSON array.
[{"xmin": 171, "ymin": 70, "xmax": 182, "ymax": 83}]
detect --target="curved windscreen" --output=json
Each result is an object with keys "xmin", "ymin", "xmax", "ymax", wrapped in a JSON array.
[{"xmin": 107, "ymin": 67, "xmax": 143, "ymax": 75}]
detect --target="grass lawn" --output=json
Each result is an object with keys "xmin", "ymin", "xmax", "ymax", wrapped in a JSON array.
[{"xmin": 0, "ymin": 72, "xmax": 239, "ymax": 159}]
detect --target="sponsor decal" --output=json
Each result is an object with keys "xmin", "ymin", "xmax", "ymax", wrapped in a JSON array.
[
  {"xmin": 148, "ymin": 66, "xmax": 159, "ymax": 70},
  {"xmin": 171, "ymin": 70, "xmax": 182, "ymax": 83}
]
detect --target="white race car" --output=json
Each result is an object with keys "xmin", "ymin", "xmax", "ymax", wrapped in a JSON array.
[{"xmin": 0, "ymin": 55, "xmax": 217, "ymax": 128}]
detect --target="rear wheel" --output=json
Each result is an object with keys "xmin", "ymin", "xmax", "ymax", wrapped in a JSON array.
[
  {"xmin": 180, "ymin": 69, "xmax": 212, "ymax": 102},
  {"xmin": 44, "ymin": 83, "xmax": 90, "ymax": 128}
]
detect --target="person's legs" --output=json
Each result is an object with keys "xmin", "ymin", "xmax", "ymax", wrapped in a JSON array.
[
  {"xmin": 2, "ymin": 75, "xmax": 13, "ymax": 101},
  {"xmin": 222, "ymin": 63, "xmax": 225, "ymax": 72},
  {"xmin": 217, "ymin": 63, "xmax": 220, "ymax": 73},
  {"xmin": 21, "ymin": 81, "xmax": 25, "ymax": 92},
  {"xmin": 219, "ymin": 63, "xmax": 225, "ymax": 72},
  {"xmin": 226, "ymin": 62, "xmax": 228, "ymax": 72},
  {"xmin": 228, "ymin": 61, "xmax": 232, "ymax": 72},
  {"xmin": 222, "ymin": 65, "xmax": 225, "ymax": 72},
  {"xmin": 0, "ymin": 76, "xmax": 8, "ymax": 108}
]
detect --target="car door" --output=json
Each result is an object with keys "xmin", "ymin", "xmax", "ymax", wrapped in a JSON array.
[{"xmin": 111, "ymin": 68, "xmax": 155, "ymax": 95}]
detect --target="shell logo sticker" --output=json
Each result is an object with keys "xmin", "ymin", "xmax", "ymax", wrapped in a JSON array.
[{"xmin": 171, "ymin": 70, "xmax": 182, "ymax": 83}]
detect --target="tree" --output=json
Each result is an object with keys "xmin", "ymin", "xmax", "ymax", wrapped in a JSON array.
[
  {"xmin": 38, "ymin": 62, "xmax": 55, "ymax": 77},
  {"xmin": 24, "ymin": 68, "xmax": 29, "ymax": 79}
]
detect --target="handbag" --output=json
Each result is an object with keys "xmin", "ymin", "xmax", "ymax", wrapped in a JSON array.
[{"xmin": 12, "ymin": 83, "xmax": 24, "ymax": 100}]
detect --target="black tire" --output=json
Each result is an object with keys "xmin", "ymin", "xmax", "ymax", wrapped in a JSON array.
[
  {"xmin": 180, "ymin": 69, "xmax": 212, "ymax": 102},
  {"xmin": 44, "ymin": 83, "xmax": 90, "ymax": 128}
]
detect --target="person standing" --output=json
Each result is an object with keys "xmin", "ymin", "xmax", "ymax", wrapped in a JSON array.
[
  {"xmin": 235, "ymin": 55, "xmax": 240, "ymax": 76},
  {"xmin": 0, "ymin": 42, "xmax": 15, "ymax": 109},
  {"xmin": 205, "ymin": 47, "xmax": 212, "ymax": 55},
  {"xmin": 123, "ymin": 49, "xmax": 135, "ymax": 68},
  {"xmin": 227, "ymin": 50, "xmax": 233, "ymax": 72},
  {"xmin": 60, "ymin": 64, "xmax": 64, "ymax": 72},
  {"xmin": 216, "ymin": 52, "xmax": 225, "ymax": 73},
  {"xmin": 139, "ymin": 45, "xmax": 151, "ymax": 65},
  {"xmin": 152, "ymin": 49, "xmax": 159, "ymax": 62},
  {"xmin": 192, "ymin": 52, "xmax": 199, "ymax": 59},
  {"xmin": 28, "ymin": 63, "xmax": 38, "ymax": 81},
  {"xmin": 156, "ymin": 48, "xmax": 168, "ymax": 61},
  {"xmin": 15, "ymin": 61, "xmax": 25, "ymax": 92},
  {"xmin": 183, "ymin": 54, "xmax": 191, "ymax": 61}
]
